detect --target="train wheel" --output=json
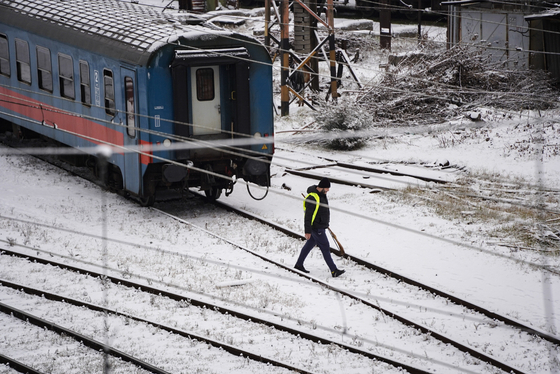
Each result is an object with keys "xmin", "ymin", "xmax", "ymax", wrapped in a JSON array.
[
  {"xmin": 139, "ymin": 195, "xmax": 156, "ymax": 207},
  {"xmin": 204, "ymin": 187, "xmax": 222, "ymax": 200}
]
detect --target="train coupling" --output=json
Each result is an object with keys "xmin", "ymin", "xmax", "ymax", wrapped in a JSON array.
[
  {"xmin": 162, "ymin": 163, "xmax": 189, "ymax": 183},
  {"xmin": 242, "ymin": 157, "xmax": 270, "ymax": 187}
]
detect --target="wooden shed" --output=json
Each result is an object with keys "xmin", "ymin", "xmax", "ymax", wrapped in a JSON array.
[{"xmin": 443, "ymin": 0, "xmax": 537, "ymax": 69}]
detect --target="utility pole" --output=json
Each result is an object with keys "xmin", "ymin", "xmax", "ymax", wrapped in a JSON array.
[
  {"xmin": 280, "ymin": 0, "xmax": 290, "ymax": 116},
  {"xmin": 380, "ymin": 0, "xmax": 391, "ymax": 50},
  {"xmin": 327, "ymin": 0, "xmax": 338, "ymax": 101},
  {"xmin": 310, "ymin": 0, "xmax": 319, "ymax": 91},
  {"xmin": 178, "ymin": 0, "xmax": 190, "ymax": 10},
  {"xmin": 418, "ymin": 0, "xmax": 422, "ymax": 43},
  {"xmin": 265, "ymin": 0, "xmax": 270, "ymax": 47}
]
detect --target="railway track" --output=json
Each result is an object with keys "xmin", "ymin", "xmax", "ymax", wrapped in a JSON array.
[
  {"xmin": 207, "ymin": 195, "xmax": 560, "ymax": 347},
  {"xmin": 0, "ymin": 204, "xmax": 554, "ymax": 373},
  {"xmin": 0, "ymin": 247, "xmax": 431, "ymax": 374},
  {"xmin": 0, "ymin": 299, "xmax": 172, "ymax": 374},
  {"xmin": 2, "ymin": 136, "xmax": 558, "ymax": 373},
  {"xmin": 153, "ymin": 205, "xmax": 550, "ymax": 374},
  {"xmin": 0, "ymin": 353, "xmax": 42, "ymax": 374},
  {"xmin": 273, "ymin": 147, "xmax": 460, "ymax": 191},
  {"xmin": 0, "ymin": 278, "xmax": 318, "ymax": 374},
  {"xmin": 159, "ymin": 191, "xmax": 559, "ymax": 371},
  {"xmin": 283, "ymin": 162, "xmax": 456, "ymax": 190}
]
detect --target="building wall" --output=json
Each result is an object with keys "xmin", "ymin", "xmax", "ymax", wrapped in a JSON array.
[{"xmin": 449, "ymin": 6, "xmax": 530, "ymax": 69}]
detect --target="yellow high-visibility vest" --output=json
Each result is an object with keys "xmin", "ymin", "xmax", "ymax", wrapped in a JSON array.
[{"xmin": 303, "ymin": 192, "xmax": 320, "ymax": 225}]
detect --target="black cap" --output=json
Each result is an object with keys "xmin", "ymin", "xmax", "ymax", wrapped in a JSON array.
[{"xmin": 318, "ymin": 177, "xmax": 331, "ymax": 188}]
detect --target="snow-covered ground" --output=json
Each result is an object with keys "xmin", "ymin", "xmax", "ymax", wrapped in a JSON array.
[{"xmin": 1, "ymin": 1, "xmax": 560, "ymax": 373}]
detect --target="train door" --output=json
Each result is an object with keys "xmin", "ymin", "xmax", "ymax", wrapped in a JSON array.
[
  {"xmin": 121, "ymin": 66, "xmax": 141, "ymax": 195},
  {"xmin": 190, "ymin": 65, "xmax": 221, "ymax": 135},
  {"xmin": 170, "ymin": 48, "xmax": 251, "ymax": 160}
]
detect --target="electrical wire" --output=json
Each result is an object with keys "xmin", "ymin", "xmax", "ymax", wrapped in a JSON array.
[
  {"xmin": 3, "ymin": 0, "xmax": 559, "ymax": 109},
  {"xmin": 1, "ymin": 3, "xmax": 558, "ymax": 369},
  {"xmin": 0, "ymin": 1, "xmax": 558, "ymax": 267}
]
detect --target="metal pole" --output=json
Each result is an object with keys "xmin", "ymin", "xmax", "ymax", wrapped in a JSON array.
[
  {"xmin": 98, "ymin": 150, "xmax": 110, "ymax": 374},
  {"xmin": 281, "ymin": 0, "xmax": 290, "ymax": 116}
]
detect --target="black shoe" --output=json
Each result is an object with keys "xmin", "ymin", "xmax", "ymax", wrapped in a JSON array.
[
  {"xmin": 294, "ymin": 265, "xmax": 310, "ymax": 273},
  {"xmin": 331, "ymin": 269, "xmax": 345, "ymax": 278}
]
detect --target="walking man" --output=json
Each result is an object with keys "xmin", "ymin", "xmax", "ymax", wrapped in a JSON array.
[{"xmin": 295, "ymin": 177, "xmax": 345, "ymax": 277}]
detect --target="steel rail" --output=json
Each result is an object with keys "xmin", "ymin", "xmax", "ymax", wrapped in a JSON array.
[
  {"xmin": 0, "ymin": 247, "xmax": 432, "ymax": 374},
  {"xmin": 335, "ymin": 161, "xmax": 452, "ymax": 184},
  {"xmin": 0, "ymin": 136, "xmax": 548, "ymax": 373},
  {"xmin": 285, "ymin": 168, "xmax": 393, "ymax": 190},
  {"xmin": 212, "ymin": 196, "xmax": 560, "ymax": 347},
  {"xmin": 0, "ymin": 353, "xmax": 43, "ymax": 374},
  {"xmin": 0, "ymin": 279, "xmax": 313, "ymax": 374},
  {"xmin": 155, "ymin": 207, "xmax": 527, "ymax": 374},
  {"xmin": 0, "ymin": 301, "xmax": 172, "ymax": 374}
]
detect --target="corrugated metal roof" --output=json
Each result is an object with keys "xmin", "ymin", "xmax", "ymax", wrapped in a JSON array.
[{"xmin": 0, "ymin": 0, "xmax": 207, "ymax": 53}]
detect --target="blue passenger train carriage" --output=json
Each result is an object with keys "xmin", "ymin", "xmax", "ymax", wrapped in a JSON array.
[{"xmin": 0, "ymin": 0, "xmax": 274, "ymax": 205}]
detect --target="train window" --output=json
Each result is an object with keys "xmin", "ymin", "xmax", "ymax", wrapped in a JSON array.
[
  {"xmin": 0, "ymin": 35, "xmax": 10, "ymax": 77},
  {"xmin": 124, "ymin": 77, "xmax": 136, "ymax": 137},
  {"xmin": 79, "ymin": 60, "xmax": 91, "ymax": 106},
  {"xmin": 58, "ymin": 54, "xmax": 75, "ymax": 99},
  {"xmin": 15, "ymin": 39, "xmax": 31, "ymax": 84},
  {"xmin": 36, "ymin": 46, "xmax": 53, "ymax": 92},
  {"xmin": 104, "ymin": 69, "xmax": 115, "ymax": 115},
  {"xmin": 195, "ymin": 68, "xmax": 214, "ymax": 101}
]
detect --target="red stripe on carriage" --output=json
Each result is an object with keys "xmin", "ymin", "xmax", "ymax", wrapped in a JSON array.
[
  {"xmin": 139, "ymin": 139, "xmax": 153, "ymax": 165},
  {"xmin": 0, "ymin": 86, "xmax": 124, "ymax": 150}
]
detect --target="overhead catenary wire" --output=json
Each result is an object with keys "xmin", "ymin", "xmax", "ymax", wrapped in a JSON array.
[
  {"xmin": 2, "ymin": 93, "xmax": 558, "ymax": 225},
  {"xmin": 0, "ymin": 212, "xmax": 505, "ymax": 325},
  {"xmin": 150, "ymin": 10, "xmax": 560, "ymax": 115},
  {"xmin": 111, "ymin": 0, "xmax": 560, "ymax": 74},
  {"xmin": 0, "ymin": 219, "xmax": 518, "ymax": 328},
  {"xmin": 156, "ymin": 0, "xmax": 560, "ymax": 56}
]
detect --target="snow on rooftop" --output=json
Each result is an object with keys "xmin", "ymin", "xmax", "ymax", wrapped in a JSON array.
[{"xmin": 0, "ymin": 0, "xmax": 219, "ymax": 52}]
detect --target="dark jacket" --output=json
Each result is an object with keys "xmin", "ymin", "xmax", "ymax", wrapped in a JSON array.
[{"xmin": 303, "ymin": 185, "xmax": 330, "ymax": 233}]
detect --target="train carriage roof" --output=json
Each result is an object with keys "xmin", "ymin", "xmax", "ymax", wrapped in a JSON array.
[{"xmin": 0, "ymin": 0, "xmax": 244, "ymax": 66}]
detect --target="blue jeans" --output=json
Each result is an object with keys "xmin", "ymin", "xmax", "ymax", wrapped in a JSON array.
[{"xmin": 295, "ymin": 228, "xmax": 337, "ymax": 272}]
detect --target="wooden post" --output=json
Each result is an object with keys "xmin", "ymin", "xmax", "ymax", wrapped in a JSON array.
[
  {"xmin": 379, "ymin": 0, "xmax": 391, "ymax": 50},
  {"xmin": 265, "ymin": 0, "xmax": 270, "ymax": 47},
  {"xmin": 310, "ymin": 0, "xmax": 319, "ymax": 91},
  {"xmin": 280, "ymin": 0, "xmax": 290, "ymax": 116},
  {"xmin": 178, "ymin": 0, "xmax": 190, "ymax": 10},
  {"xmin": 417, "ymin": 0, "xmax": 422, "ymax": 43},
  {"xmin": 327, "ymin": 0, "xmax": 337, "ymax": 101}
]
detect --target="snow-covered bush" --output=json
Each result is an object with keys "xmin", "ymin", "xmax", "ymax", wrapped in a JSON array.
[{"xmin": 312, "ymin": 101, "xmax": 373, "ymax": 151}]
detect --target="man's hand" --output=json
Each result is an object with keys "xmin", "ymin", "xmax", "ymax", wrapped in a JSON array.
[{"xmin": 305, "ymin": 233, "xmax": 311, "ymax": 240}]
